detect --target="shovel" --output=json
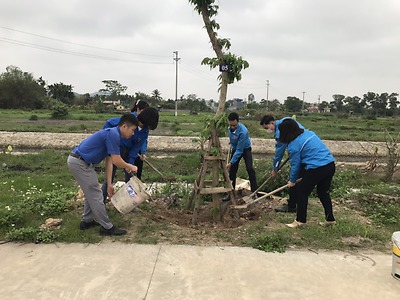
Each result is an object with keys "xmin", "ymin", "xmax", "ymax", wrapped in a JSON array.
[
  {"xmin": 241, "ymin": 157, "xmax": 289, "ymax": 203},
  {"xmin": 232, "ymin": 178, "xmax": 302, "ymax": 209},
  {"xmin": 140, "ymin": 155, "xmax": 176, "ymax": 181}
]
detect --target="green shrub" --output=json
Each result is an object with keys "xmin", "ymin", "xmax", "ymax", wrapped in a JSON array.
[
  {"xmin": 6, "ymin": 227, "xmax": 57, "ymax": 243},
  {"xmin": 51, "ymin": 102, "xmax": 69, "ymax": 119},
  {"xmin": 29, "ymin": 115, "xmax": 38, "ymax": 121}
]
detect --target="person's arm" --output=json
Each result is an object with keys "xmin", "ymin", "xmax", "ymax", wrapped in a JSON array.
[
  {"xmin": 140, "ymin": 130, "xmax": 149, "ymax": 158},
  {"xmin": 273, "ymin": 141, "xmax": 287, "ymax": 171},
  {"xmin": 140, "ymin": 139, "xmax": 148, "ymax": 157},
  {"xmin": 288, "ymin": 147, "xmax": 301, "ymax": 185},
  {"xmin": 110, "ymin": 154, "xmax": 138, "ymax": 174},
  {"xmin": 229, "ymin": 134, "xmax": 245, "ymax": 165},
  {"xmin": 105, "ymin": 156, "xmax": 115, "ymax": 197}
]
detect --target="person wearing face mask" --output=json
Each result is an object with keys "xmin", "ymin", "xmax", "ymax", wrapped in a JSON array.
[
  {"xmin": 260, "ymin": 115, "xmax": 305, "ymax": 213},
  {"xmin": 222, "ymin": 112, "xmax": 258, "ymax": 202}
]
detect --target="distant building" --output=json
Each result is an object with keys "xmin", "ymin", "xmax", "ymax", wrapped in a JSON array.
[
  {"xmin": 229, "ymin": 98, "xmax": 245, "ymax": 110},
  {"xmin": 102, "ymin": 100, "xmax": 120, "ymax": 107}
]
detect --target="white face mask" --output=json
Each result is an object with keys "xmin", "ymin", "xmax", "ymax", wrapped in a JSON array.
[{"xmin": 266, "ymin": 128, "xmax": 273, "ymax": 133}]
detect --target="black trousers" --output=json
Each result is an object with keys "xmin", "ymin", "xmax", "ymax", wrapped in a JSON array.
[
  {"xmin": 134, "ymin": 154, "xmax": 144, "ymax": 180},
  {"xmin": 295, "ymin": 162, "xmax": 335, "ymax": 223},
  {"xmin": 229, "ymin": 148, "xmax": 257, "ymax": 192},
  {"xmin": 287, "ymin": 166, "xmax": 306, "ymax": 209}
]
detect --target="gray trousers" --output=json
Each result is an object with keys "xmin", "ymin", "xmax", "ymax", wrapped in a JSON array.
[{"xmin": 67, "ymin": 155, "xmax": 113, "ymax": 229}]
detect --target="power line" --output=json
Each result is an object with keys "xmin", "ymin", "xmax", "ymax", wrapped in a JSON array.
[
  {"xmin": 0, "ymin": 36, "xmax": 172, "ymax": 65},
  {"xmin": 0, "ymin": 25, "xmax": 170, "ymax": 58}
]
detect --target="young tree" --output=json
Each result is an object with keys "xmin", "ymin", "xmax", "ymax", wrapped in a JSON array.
[
  {"xmin": 99, "ymin": 80, "xmax": 127, "ymax": 99},
  {"xmin": 189, "ymin": 0, "xmax": 249, "ymax": 117}
]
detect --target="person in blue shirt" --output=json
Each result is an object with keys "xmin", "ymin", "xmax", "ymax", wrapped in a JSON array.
[
  {"xmin": 103, "ymin": 100, "xmax": 150, "ymax": 180},
  {"xmin": 277, "ymin": 119, "xmax": 336, "ymax": 228},
  {"xmin": 102, "ymin": 107, "xmax": 159, "ymax": 203},
  {"xmin": 67, "ymin": 114, "xmax": 139, "ymax": 236},
  {"xmin": 260, "ymin": 115, "xmax": 305, "ymax": 213},
  {"xmin": 222, "ymin": 112, "xmax": 257, "ymax": 201}
]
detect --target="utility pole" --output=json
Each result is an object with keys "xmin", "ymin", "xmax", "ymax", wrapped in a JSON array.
[
  {"xmin": 266, "ymin": 80, "xmax": 270, "ymax": 111},
  {"xmin": 318, "ymin": 95, "xmax": 321, "ymax": 113},
  {"xmin": 302, "ymin": 91, "xmax": 306, "ymax": 111},
  {"xmin": 173, "ymin": 51, "xmax": 180, "ymax": 117}
]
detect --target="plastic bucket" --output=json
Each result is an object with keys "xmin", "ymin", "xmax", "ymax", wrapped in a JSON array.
[
  {"xmin": 392, "ymin": 231, "xmax": 400, "ymax": 280},
  {"xmin": 111, "ymin": 176, "xmax": 151, "ymax": 214}
]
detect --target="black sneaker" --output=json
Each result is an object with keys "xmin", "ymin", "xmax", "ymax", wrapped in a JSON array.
[
  {"xmin": 99, "ymin": 226, "xmax": 127, "ymax": 236},
  {"xmin": 274, "ymin": 204, "xmax": 296, "ymax": 213},
  {"xmin": 221, "ymin": 194, "xmax": 231, "ymax": 202},
  {"xmin": 80, "ymin": 220, "xmax": 100, "ymax": 230}
]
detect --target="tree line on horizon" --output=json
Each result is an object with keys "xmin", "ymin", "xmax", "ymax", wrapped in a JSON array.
[{"xmin": 0, "ymin": 65, "xmax": 399, "ymax": 117}]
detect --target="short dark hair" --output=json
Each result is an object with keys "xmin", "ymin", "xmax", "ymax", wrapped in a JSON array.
[
  {"xmin": 260, "ymin": 115, "xmax": 275, "ymax": 125},
  {"xmin": 131, "ymin": 99, "xmax": 149, "ymax": 112},
  {"xmin": 137, "ymin": 107, "xmax": 159, "ymax": 130},
  {"xmin": 278, "ymin": 119, "xmax": 304, "ymax": 143},
  {"xmin": 228, "ymin": 112, "xmax": 239, "ymax": 122},
  {"xmin": 118, "ymin": 113, "xmax": 139, "ymax": 127}
]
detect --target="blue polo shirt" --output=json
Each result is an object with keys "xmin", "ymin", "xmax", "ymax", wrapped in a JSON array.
[
  {"xmin": 72, "ymin": 127, "xmax": 121, "ymax": 164},
  {"xmin": 273, "ymin": 117, "xmax": 305, "ymax": 170},
  {"xmin": 287, "ymin": 130, "xmax": 335, "ymax": 183},
  {"xmin": 103, "ymin": 112, "xmax": 148, "ymax": 157},
  {"xmin": 228, "ymin": 122, "xmax": 251, "ymax": 165}
]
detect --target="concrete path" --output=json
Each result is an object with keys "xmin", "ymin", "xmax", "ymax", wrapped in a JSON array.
[{"xmin": 0, "ymin": 243, "xmax": 399, "ymax": 300}]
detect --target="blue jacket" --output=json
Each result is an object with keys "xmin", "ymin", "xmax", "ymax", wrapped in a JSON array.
[
  {"xmin": 228, "ymin": 122, "xmax": 251, "ymax": 164},
  {"xmin": 103, "ymin": 112, "xmax": 148, "ymax": 162},
  {"xmin": 273, "ymin": 117, "xmax": 305, "ymax": 170},
  {"xmin": 287, "ymin": 130, "xmax": 335, "ymax": 183}
]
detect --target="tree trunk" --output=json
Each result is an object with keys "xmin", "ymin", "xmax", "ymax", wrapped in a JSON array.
[{"xmin": 200, "ymin": 8, "xmax": 228, "ymax": 117}]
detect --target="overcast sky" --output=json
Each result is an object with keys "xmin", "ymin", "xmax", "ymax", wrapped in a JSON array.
[{"xmin": 1, "ymin": 0, "xmax": 400, "ymax": 104}]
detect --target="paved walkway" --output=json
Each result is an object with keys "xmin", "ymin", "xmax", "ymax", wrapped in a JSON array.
[{"xmin": 0, "ymin": 242, "xmax": 399, "ymax": 299}]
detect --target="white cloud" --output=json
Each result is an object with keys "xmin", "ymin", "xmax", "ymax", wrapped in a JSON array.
[{"xmin": 1, "ymin": 0, "xmax": 399, "ymax": 103}]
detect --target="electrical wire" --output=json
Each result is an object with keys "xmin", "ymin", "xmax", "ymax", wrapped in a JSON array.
[{"xmin": 0, "ymin": 25, "xmax": 170, "ymax": 58}]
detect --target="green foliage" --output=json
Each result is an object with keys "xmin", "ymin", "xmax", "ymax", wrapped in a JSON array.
[
  {"xmin": 200, "ymin": 113, "xmax": 228, "ymax": 143},
  {"xmin": 47, "ymin": 82, "xmax": 75, "ymax": 105},
  {"xmin": 202, "ymin": 53, "xmax": 250, "ymax": 86},
  {"xmin": 250, "ymin": 232, "xmax": 287, "ymax": 253},
  {"xmin": 29, "ymin": 114, "xmax": 38, "ymax": 121},
  {"xmin": 0, "ymin": 65, "xmax": 46, "ymax": 109},
  {"xmin": 6, "ymin": 227, "xmax": 57, "ymax": 243},
  {"xmin": 51, "ymin": 101, "xmax": 69, "ymax": 119}
]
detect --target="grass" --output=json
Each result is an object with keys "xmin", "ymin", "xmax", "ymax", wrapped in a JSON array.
[
  {"xmin": 0, "ymin": 149, "xmax": 399, "ymax": 255},
  {"xmin": 1, "ymin": 109, "xmax": 400, "ymax": 141}
]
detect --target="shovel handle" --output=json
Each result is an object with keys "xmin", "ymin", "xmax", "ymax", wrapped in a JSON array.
[
  {"xmin": 249, "ymin": 156, "xmax": 290, "ymax": 198},
  {"xmin": 141, "ymin": 155, "xmax": 164, "ymax": 178},
  {"xmin": 233, "ymin": 178, "xmax": 302, "ymax": 209}
]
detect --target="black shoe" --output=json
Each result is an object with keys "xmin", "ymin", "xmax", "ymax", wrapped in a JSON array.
[
  {"xmin": 221, "ymin": 194, "xmax": 231, "ymax": 202},
  {"xmin": 99, "ymin": 226, "xmax": 127, "ymax": 236},
  {"xmin": 274, "ymin": 204, "xmax": 296, "ymax": 213},
  {"xmin": 251, "ymin": 194, "xmax": 258, "ymax": 200},
  {"xmin": 80, "ymin": 220, "xmax": 100, "ymax": 230}
]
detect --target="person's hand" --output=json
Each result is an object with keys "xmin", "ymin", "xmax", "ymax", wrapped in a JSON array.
[
  {"xmin": 140, "ymin": 154, "xmax": 146, "ymax": 161},
  {"xmin": 107, "ymin": 185, "xmax": 115, "ymax": 198},
  {"xmin": 226, "ymin": 162, "xmax": 231, "ymax": 170},
  {"xmin": 125, "ymin": 164, "xmax": 138, "ymax": 174},
  {"xmin": 271, "ymin": 170, "xmax": 278, "ymax": 178},
  {"xmin": 287, "ymin": 181, "xmax": 296, "ymax": 187}
]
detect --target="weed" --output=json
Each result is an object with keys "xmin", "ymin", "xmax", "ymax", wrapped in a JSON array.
[
  {"xmin": 6, "ymin": 227, "xmax": 58, "ymax": 243},
  {"xmin": 250, "ymin": 232, "xmax": 287, "ymax": 253}
]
